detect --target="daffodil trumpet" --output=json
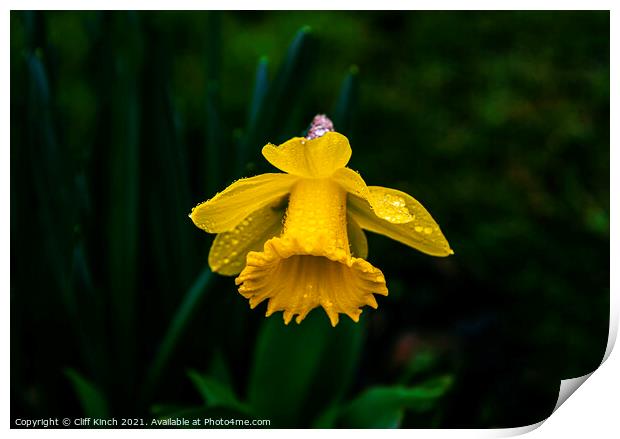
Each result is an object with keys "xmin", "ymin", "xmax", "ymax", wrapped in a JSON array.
[{"xmin": 190, "ymin": 116, "xmax": 453, "ymax": 326}]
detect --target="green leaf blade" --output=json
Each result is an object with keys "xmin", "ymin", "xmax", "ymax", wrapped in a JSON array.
[
  {"xmin": 332, "ymin": 65, "xmax": 359, "ymax": 136},
  {"xmin": 187, "ymin": 370, "xmax": 248, "ymax": 413},
  {"xmin": 247, "ymin": 312, "xmax": 327, "ymax": 426},
  {"xmin": 339, "ymin": 375, "xmax": 454, "ymax": 428},
  {"xmin": 65, "ymin": 369, "xmax": 110, "ymax": 419}
]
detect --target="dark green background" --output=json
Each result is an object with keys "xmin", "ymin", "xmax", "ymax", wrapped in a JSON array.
[{"xmin": 11, "ymin": 11, "xmax": 609, "ymax": 428}]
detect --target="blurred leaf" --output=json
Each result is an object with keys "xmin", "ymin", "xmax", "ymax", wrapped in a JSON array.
[
  {"xmin": 24, "ymin": 12, "xmax": 109, "ymax": 404},
  {"xmin": 98, "ymin": 12, "xmax": 143, "ymax": 400},
  {"xmin": 22, "ymin": 10, "xmax": 46, "ymax": 52},
  {"xmin": 332, "ymin": 65, "xmax": 359, "ymax": 136},
  {"xmin": 141, "ymin": 16, "xmax": 195, "ymax": 306},
  {"xmin": 303, "ymin": 318, "xmax": 365, "ymax": 423},
  {"xmin": 26, "ymin": 50, "xmax": 74, "ymax": 310},
  {"xmin": 187, "ymin": 370, "xmax": 250, "ymax": 414},
  {"xmin": 65, "ymin": 369, "xmax": 109, "ymax": 418},
  {"xmin": 205, "ymin": 12, "xmax": 223, "ymax": 194},
  {"xmin": 247, "ymin": 56, "xmax": 270, "ymax": 136},
  {"xmin": 269, "ymin": 25, "xmax": 313, "ymax": 120},
  {"xmin": 69, "ymin": 241, "xmax": 108, "ymax": 385},
  {"xmin": 240, "ymin": 56, "xmax": 269, "ymax": 174},
  {"xmin": 247, "ymin": 312, "xmax": 327, "ymax": 426},
  {"xmin": 338, "ymin": 375, "xmax": 453, "ymax": 428},
  {"xmin": 142, "ymin": 267, "xmax": 214, "ymax": 404},
  {"xmin": 205, "ymin": 81, "xmax": 223, "ymax": 194},
  {"xmin": 312, "ymin": 404, "xmax": 340, "ymax": 428},
  {"xmin": 398, "ymin": 350, "xmax": 440, "ymax": 385},
  {"xmin": 205, "ymin": 11, "xmax": 221, "ymax": 82},
  {"xmin": 208, "ymin": 350, "xmax": 233, "ymax": 387},
  {"xmin": 248, "ymin": 312, "xmax": 364, "ymax": 427}
]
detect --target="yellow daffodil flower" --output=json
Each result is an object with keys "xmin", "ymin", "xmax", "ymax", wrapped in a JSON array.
[{"xmin": 190, "ymin": 129, "xmax": 452, "ymax": 326}]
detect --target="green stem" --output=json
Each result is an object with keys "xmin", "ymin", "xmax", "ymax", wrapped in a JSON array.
[{"xmin": 141, "ymin": 267, "xmax": 214, "ymax": 405}]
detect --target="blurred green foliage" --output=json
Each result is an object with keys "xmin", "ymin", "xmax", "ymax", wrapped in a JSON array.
[{"xmin": 11, "ymin": 11, "xmax": 609, "ymax": 428}]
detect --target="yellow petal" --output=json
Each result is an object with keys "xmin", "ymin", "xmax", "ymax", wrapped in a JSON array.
[
  {"xmin": 347, "ymin": 188, "xmax": 453, "ymax": 257},
  {"xmin": 347, "ymin": 214, "xmax": 368, "ymax": 259},
  {"xmin": 190, "ymin": 173, "xmax": 298, "ymax": 233},
  {"xmin": 332, "ymin": 167, "xmax": 414, "ymax": 224},
  {"xmin": 236, "ymin": 236, "xmax": 388, "ymax": 327},
  {"xmin": 208, "ymin": 198, "xmax": 287, "ymax": 276},
  {"xmin": 261, "ymin": 132, "xmax": 352, "ymax": 178}
]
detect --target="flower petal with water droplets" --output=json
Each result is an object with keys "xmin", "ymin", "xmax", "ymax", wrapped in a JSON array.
[
  {"xmin": 209, "ymin": 198, "xmax": 287, "ymax": 276},
  {"xmin": 190, "ymin": 173, "xmax": 298, "ymax": 233},
  {"xmin": 333, "ymin": 167, "xmax": 414, "ymax": 224},
  {"xmin": 261, "ymin": 132, "xmax": 352, "ymax": 178},
  {"xmin": 347, "ymin": 188, "xmax": 453, "ymax": 257}
]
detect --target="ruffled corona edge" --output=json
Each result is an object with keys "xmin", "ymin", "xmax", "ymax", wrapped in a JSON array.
[{"xmin": 235, "ymin": 236, "xmax": 388, "ymax": 326}]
